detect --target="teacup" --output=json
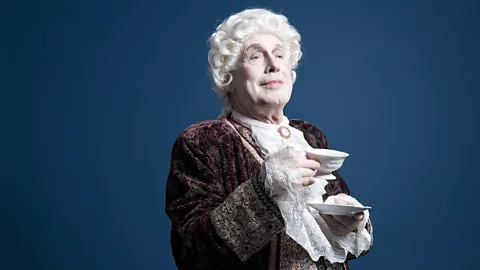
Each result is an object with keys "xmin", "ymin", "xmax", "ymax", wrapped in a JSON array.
[{"xmin": 305, "ymin": 148, "xmax": 349, "ymax": 179}]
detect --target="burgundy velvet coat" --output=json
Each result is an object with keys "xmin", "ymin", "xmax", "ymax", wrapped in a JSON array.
[{"xmin": 165, "ymin": 116, "xmax": 373, "ymax": 270}]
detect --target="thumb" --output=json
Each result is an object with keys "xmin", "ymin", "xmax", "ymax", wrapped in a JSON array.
[{"xmin": 353, "ymin": 212, "xmax": 364, "ymax": 221}]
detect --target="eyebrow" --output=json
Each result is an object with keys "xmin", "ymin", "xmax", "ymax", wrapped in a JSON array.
[{"xmin": 244, "ymin": 43, "xmax": 284, "ymax": 52}]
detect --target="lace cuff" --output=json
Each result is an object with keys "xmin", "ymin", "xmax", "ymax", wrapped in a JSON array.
[
  {"xmin": 259, "ymin": 147, "xmax": 336, "ymax": 262},
  {"xmin": 210, "ymin": 177, "xmax": 284, "ymax": 261},
  {"xmin": 313, "ymin": 194, "xmax": 373, "ymax": 260},
  {"xmin": 342, "ymin": 218, "xmax": 374, "ymax": 261},
  {"xmin": 354, "ymin": 218, "xmax": 373, "ymax": 258},
  {"xmin": 342, "ymin": 219, "xmax": 374, "ymax": 260}
]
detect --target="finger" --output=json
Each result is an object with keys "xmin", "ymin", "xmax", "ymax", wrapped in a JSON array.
[
  {"xmin": 305, "ymin": 151, "xmax": 320, "ymax": 161},
  {"xmin": 301, "ymin": 177, "xmax": 316, "ymax": 187},
  {"xmin": 321, "ymin": 214, "xmax": 349, "ymax": 235},
  {"xmin": 353, "ymin": 212, "xmax": 365, "ymax": 221},
  {"xmin": 333, "ymin": 197, "xmax": 355, "ymax": 206},
  {"xmin": 295, "ymin": 159, "xmax": 321, "ymax": 170},
  {"xmin": 333, "ymin": 215, "xmax": 358, "ymax": 228},
  {"xmin": 297, "ymin": 168, "xmax": 316, "ymax": 178},
  {"xmin": 333, "ymin": 215, "xmax": 360, "ymax": 231},
  {"xmin": 287, "ymin": 147, "xmax": 299, "ymax": 159},
  {"xmin": 295, "ymin": 151, "xmax": 307, "ymax": 161}
]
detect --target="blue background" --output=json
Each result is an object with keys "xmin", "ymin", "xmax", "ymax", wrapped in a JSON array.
[{"xmin": 4, "ymin": 0, "xmax": 479, "ymax": 269}]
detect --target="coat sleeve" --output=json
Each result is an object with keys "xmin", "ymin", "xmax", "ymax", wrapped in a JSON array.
[
  {"xmin": 297, "ymin": 121, "xmax": 374, "ymax": 260},
  {"xmin": 165, "ymin": 129, "xmax": 284, "ymax": 269}
]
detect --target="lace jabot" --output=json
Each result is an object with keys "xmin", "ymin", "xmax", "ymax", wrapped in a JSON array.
[
  {"xmin": 230, "ymin": 110, "xmax": 372, "ymax": 264},
  {"xmin": 231, "ymin": 110, "xmax": 313, "ymax": 155}
]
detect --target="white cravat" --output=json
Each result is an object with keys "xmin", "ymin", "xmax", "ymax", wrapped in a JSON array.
[
  {"xmin": 231, "ymin": 110, "xmax": 329, "ymax": 201},
  {"xmin": 231, "ymin": 110, "xmax": 312, "ymax": 156}
]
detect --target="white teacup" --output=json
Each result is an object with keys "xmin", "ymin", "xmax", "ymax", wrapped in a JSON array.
[{"xmin": 305, "ymin": 148, "xmax": 349, "ymax": 179}]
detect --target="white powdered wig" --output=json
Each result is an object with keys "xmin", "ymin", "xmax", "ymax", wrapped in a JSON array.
[{"xmin": 208, "ymin": 8, "xmax": 303, "ymax": 116}]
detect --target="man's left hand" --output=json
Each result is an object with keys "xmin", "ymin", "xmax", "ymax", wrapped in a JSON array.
[{"xmin": 320, "ymin": 197, "xmax": 364, "ymax": 236}]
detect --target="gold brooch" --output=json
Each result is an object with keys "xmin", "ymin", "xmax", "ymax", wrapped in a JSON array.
[{"xmin": 277, "ymin": 126, "xmax": 291, "ymax": 139}]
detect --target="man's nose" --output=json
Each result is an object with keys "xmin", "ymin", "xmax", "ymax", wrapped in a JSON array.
[{"xmin": 265, "ymin": 56, "xmax": 280, "ymax": 73}]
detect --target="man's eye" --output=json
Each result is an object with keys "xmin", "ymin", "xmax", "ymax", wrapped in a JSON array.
[
  {"xmin": 250, "ymin": 54, "xmax": 262, "ymax": 60},
  {"xmin": 276, "ymin": 55, "xmax": 284, "ymax": 59}
]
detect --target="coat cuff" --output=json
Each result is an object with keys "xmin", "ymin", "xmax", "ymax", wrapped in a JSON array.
[{"xmin": 210, "ymin": 175, "xmax": 284, "ymax": 261}]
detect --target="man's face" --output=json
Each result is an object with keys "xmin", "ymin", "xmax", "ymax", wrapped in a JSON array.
[{"xmin": 230, "ymin": 34, "xmax": 293, "ymax": 111}]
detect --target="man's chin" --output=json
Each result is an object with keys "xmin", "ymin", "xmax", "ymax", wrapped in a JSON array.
[{"xmin": 258, "ymin": 97, "xmax": 290, "ymax": 108}]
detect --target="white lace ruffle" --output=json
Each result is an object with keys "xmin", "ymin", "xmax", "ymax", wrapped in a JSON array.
[
  {"xmin": 230, "ymin": 110, "xmax": 371, "ymax": 263},
  {"xmin": 260, "ymin": 148, "xmax": 371, "ymax": 263},
  {"xmin": 310, "ymin": 194, "xmax": 372, "ymax": 260}
]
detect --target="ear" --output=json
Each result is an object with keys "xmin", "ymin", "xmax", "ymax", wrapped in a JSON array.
[
  {"xmin": 222, "ymin": 72, "xmax": 234, "ymax": 92},
  {"xmin": 224, "ymin": 73, "xmax": 235, "ymax": 93}
]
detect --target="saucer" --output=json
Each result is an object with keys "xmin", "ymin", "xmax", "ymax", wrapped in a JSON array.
[{"xmin": 308, "ymin": 203, "xmax": 371, "ymax": 216}]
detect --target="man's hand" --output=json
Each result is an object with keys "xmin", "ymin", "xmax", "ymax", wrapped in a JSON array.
[{"xmin": 321, "ymin": 197, "xmax": 364, "ymax": 236}]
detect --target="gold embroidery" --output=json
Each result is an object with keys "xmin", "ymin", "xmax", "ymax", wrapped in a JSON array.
[
  {"xmin": 279, "ymin": 232, "xmax": 320, "ymax": 270},
  {"xmin": 210, "ymin": 180, "xmax": 284, "ymax": 261}
]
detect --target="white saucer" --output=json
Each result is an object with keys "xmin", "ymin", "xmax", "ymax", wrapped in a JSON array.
[{"xmin": 308, "ymin": 203, "xmax": 372, "ymax": 216}]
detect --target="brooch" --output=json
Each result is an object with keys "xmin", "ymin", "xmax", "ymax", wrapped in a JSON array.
[{"xmin": 277, "ymin": 126, "xmax": 291, "ymax": 139}]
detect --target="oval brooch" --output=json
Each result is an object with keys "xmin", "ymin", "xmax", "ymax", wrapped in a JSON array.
[{"xmin": 277, "ymin": 126, "xmax": 291, "ymax": 139}]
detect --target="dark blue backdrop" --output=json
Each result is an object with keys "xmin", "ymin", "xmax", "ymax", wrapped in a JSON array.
[{"xmin": 4, "ymin": 0, "xmax": 480, "ymax": 269}]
